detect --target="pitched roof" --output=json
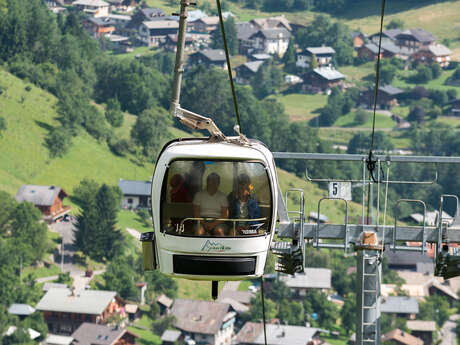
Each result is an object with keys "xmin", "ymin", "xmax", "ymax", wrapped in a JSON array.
[
  {"xmin": 423, "ymin": 43, "xmax": 452, "ymax": 56},
  {"xmin": 161, "ymin": 330, "xmax": 181, "ymax": 342},
  {"xmin": 5, "ymin": 326, "xmax": 40, "ymax": 340},
  {"xmin": 44, "ymin": 334, "xmax": 74, "ymax": 345},
  {"xmin": 379, "ymin": 85, "xmax": 404, "ymax": 96},
  {"xmin": 253, "ymin": 28, "xmax": 291, "ymax": 40},
  {"xmin": 428, "ymin": 279, "xmax": 459, "ymax": 300},
  {"xmin": 306, "ymin": 47, "xmax": 335, "ymax": 55},
  {"xmin": 237, "ymin": 60, "xmax": 264, "ymax": 74},
  {"xmin": 36, "ymin": 288, "xmax": 117, "ymax": 315},
  {"xmin": 197, "ymin": 16, "xmax": 220, "ymax": 25},
  {"xmin": 250, "ymin": 16, "xmax": 292, "ymax": 31},
  {"xmin": 71, "ymin": 323, "xmax": 138, "ymax": 345},
  {"xmin": 8, "ymin": 304, "xmax": 35, "ymax": 316},
  {"xmin": 170, "ymin": 299, "xmax": 231, "ymax": 335},
  {"xmin": 16, "ymin": 184, "xmax": 66, "ymax": 206},
  {"xmin": 72, "ymin": 0, "xmax": 109, "ymax": 6},
  {"xmin": 142, "ymin": 20, "xmax": 179, "ymax": 29},
  {"xmin": 192, "ymin": 49, "xmax": 226, "ymax": 62},
  {"xmin": 140, "ymin": 7, "xmax": 166, "ymax": 18},
  {"xmin": 313, "ymin": 67, "xmax": 345, "ymax": 81},
  {"xmin": 281, "ymin": 268, "xmax": 332, "ymax": 289},
  {"xmin": 187, "ymin": 10, "xmax": 207, "ymax": 22},
  {"xmin": 406, "ymin": 320, "xmax": 436, "ymax": 332},
  {"xmin": 250, "ymin": 53, "xmax": 271, "ymax": 61},
  {"xmin": 217, "ymin": 290, "xmax": 254, "ymax": 305},
  {"xmin": 156, "ymin": 293, "xmax": 174, "ymax": 308},
  {"xmin": 398, "ymin": 28, "xmax": 436, "ymax": 43},
  {"xmin": 217, "ymin": 298, "xmax": 249, "ymax": 314},
  {"xmin": 118, "ymin": 179, "xmax": 151, "ymax": 196},
  {"xmin": 382, "ymin": 329, "xmax": 424, "ymax": 345},
  {"xmin": 235, "ymin": 322, "xmax": 320, "ymax": 345},
  {"xmin": 370, "ymin": 29, "xmax": 402, "ymax": 41},
  {"xmin": 380, "ymin": 296, "xmax": 419, "ymax": 314},
  {"xmin": 236, "ymin": 22, "xmax": 258, "ymax": 40}
]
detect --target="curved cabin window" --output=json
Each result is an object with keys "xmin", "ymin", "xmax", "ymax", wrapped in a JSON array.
[{"xmin": 161, "ymin": 160, "xmax": 272, "ymax": 237}]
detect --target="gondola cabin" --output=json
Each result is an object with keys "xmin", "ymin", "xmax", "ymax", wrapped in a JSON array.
[{"xmin": 142, "ymin": 138, "xmax": 278, "ymax": 281}]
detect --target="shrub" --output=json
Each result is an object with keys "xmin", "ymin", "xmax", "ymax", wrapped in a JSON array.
[
  {"xmin": 45, "ymin": 126, "xmax": 72, "ymax": 158},
  {"xmin": 407, "ymin": 106, "xmax": 425, "ymax": 123},
  {"xmin": 354, "ymin": 109, "xmax": 368, "ymax": 125}
]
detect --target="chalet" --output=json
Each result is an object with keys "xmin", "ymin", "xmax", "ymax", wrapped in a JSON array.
[
  {"xmin": 106, "ymin": 0, "xmax": 136, "ymax": 12},
  {"xmin": 369, "ymin": 29, "xmax": 402, "ymax": 45},
  {"xmin": 156, "ymin": 294, "xmax": 173, "ymax": 315},
  {"xmin": 413, "ymin": 43, "xmax": 452, "ymax": 67},
  {"xmin": 361, "ymin": 84, "xmax": 404, "ymax": 109},
  {"xmin": 161, "ymin": 330, "xmax": 182, "ymax": 345},
  {"xmin": 445, "ymin": 98, "xmax": 460, "ymax": 116},
  {"xmin": 296, "ymin": 46, "xmax": 335, "ymax": 69},
  {"xmin": 16, "ymin": 184, "xmax": 70, "ymax": 221},
  {"xmin": 406, "ymin": 321, "xmax": 436, "ymax": 345},
  {"xmin": 235, "ymin": 60, "xmax": 264, "ymax": 84},
  {"xmin": 302, "ymin": 67, "xmax": 345, "ymax": 93},
  {"xmin": 118, "ymin": 179, "xmax": 151, "ymax": 209},
  {"xmin": 188, "ymin": 49, "xmax": 227, "ymax": 69},
  {"xmin": 248, "ymin": 28, "xmax": 291, "ymax": 57},
  {"xmin": 217, "ymin": 290, "xmax": 254, "ymax": 315},
  {"xmin": 236, "ymin": 22, "xmax": 258, "ymax": 55},
  {"xmin": 395, "ymin": 29, "xmax": 436, "ymax": 53},
  {"xmin": 357, "ymin": 41, "xmax": 404, "ymax": 61},
  {"xmin": 71, "ymin": 323, "xmax": 139, "ymax": 345},
  {"xmin": 280, "ymin": 268, "xmax": 331, "ymax": 297},
  {"xmin": 380, "ymin": 296, "xmax": 419, "ymax": 319},
  {"xmin": 384, "ymin": 250, "xmax": 433, "ymax": 273},
  {"xmin": 187, "ymin": 10, "xmax": 208, "ymax": 24},
  {"xmin": 381, "ymin": 329, "xmax": 423, "ymax": 345},
  {"xmin": 249, "ymin": 16, "xmax": 292, "ymax": 32},
  {"xmin": 170, "ymin": 299, "xmax": 235, "ymax": 345},
  {"xmin": 193, "ymin": 16, "xmax": 220, "ymax": 33},
  {"xmin": 351, "ymin": 31, "xmax": 367, "ymax": 49},
  {"xmin": 235, "ymin": 322, "xmax": 321, "ymax": 345},
  {"xmin": 83, "ymin": 17, "xmax": 116, "ymax": 37},
  {"xmin": 36, "ymin": 288, "xmax": 124, "ymax": 335},
  {"xmin": 138, "ymin": 20, "xmax": 179, "ymax": 47},
  {"xmin": 426, "ymin": 279, "xmax": 458, "ymax": 307},
  {"xmin": 107, "ymin": 14, "xmax": 132, "ymax": 28},
  {"xmin": 125, "ymin": 7, "xmax": 166, "ymax": 32},
  {"xmin": 72, "ymin": 0, "xmax": 110, "ymax": 18},
  {"xmin": 162, "ymin": 33, "xmax": 208, "ymax": 52}
]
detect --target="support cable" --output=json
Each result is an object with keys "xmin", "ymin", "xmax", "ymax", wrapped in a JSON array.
[
  {"xmin": 260, "ymin": 276, "xmax": 268, "ymax": 345},
  {"xmin": 216, "ymin": 0, "xmax": 242, "ymax": 130},
  {"xmin": 367, "ymin": 0, "xmax": 386, "ymax": 182}
]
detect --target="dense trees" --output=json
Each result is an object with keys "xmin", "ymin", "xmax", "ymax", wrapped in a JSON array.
[
  {"xmin": 211, "ymin": 16, "xmax": 238, "ymax": 55},
  {"xmin": 347, "ymin": 131, "xmax": 394, "ymax": 154}
]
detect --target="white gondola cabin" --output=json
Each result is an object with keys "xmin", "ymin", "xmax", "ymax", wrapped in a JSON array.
[{"xmin": 141, "ymin": 137, "xmax": 278, "ymax": 281}]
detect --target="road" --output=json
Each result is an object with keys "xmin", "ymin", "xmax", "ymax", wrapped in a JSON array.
[{"xmin": 440, "ymin": 315, "xmax": 459, "ymax": 345}]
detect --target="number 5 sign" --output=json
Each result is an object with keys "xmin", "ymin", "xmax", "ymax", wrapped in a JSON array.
[{"xmin": 328, "ymin": 182, "xmax": 352, "ymax": 200}]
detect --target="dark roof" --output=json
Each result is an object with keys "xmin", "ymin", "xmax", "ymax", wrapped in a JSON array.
[
  {"xmin": 237, "ymin": 60, "xmax": 264, "ymax": 74},
  {"xmin": 252, "ymin": 28, "xmax": 291, "ymax": 40},
  {"xmin": 236, "ymin": 22, "xmax": 258, "ymax": 40},
  {"xmin": 86, "ymin": 16, "xmax": 117, "ymax": 26},
  {"xmin": 191, "ymin": 49, "xmax": 226, "ymax": 62},
  {"xmin": 370, "ymin": 29, "xmax": 402, "ymax": 41},
  {"xmin": 71, "ymin": 323, "xmax": 138, "ymax": 345},
  {"xmin": 16, "ymin": 184, "xmax": 66, "ymax": 206},
  {"xmin": 379, "ymin": 84, "xmax": 404, "ymax": 96},
  {"xmin": 380, "ymin": 296, "xmax": 419, "ymax": 314},
  {"xmin": 423, "ymin": 43, "xmax": 452, "ymax": 56},
  {"xmin": 385, "ymin": 249, "xmax": 432, "ymax": 265},
  {"xmin": 236, "ymin": 322, "xmax": 320, "ymax": 345},
  {"xmin": 170, "ymin": 299, "xmax": 231, "ymax": 335},
  {"xmin": 382, "ymin": 329, "xmax": 423, "ymax": 345},
  {"xmin": 118, "ymin": 179, "xmax": 151, "ymax": 196},
  {"xmin": 362, "ymin": 42, "xmax": 379, "ymax": 54},
  {"xmin": 397, "ymin": 28, "xmax": 436, "ymax": 43},
  {"xmin": 140, "ymin": 7, "xmax": 166, "ymax": 19}
]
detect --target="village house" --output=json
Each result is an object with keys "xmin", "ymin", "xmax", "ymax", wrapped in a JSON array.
[
  {"xmin": 413, "ymin": 43, "xmax": 452, "ymax": 67},
  {"xmin": 83, "ymin": 17, "xmax": 116, "ymax": 37},
  {"xmin": 235, "ymin": 60, "xmax": 264, "ymax": 84},
  {"xmin": 395, "ymin": 29, "xmax": 436, "ymax": 53},
  {"xmin": 170, "ymin": 299, "xmax": 236, "ymax": 345},
  {"xmin": 360, "ymin": 84, "xmax": 404, "ymax": 109},
  {"xmin": 381, "ymin": 329, "xmax": 424, "ymax": 345},
  {"xmin": 71, "ymin": 323, "xmax": 139, "ymax": 345},
  {"xmin": 125, "ymin": 7, "xmax": 167, "ymax": 34},
  {"xmin": 380, "ymin": 296, "xmax": 419, "ymax": 319},
  {"xmin": 156, "ymin": 294, "xmax": 173, "ymax": 316},
  {"xmin": 72, "ymin": 0, "xmax": 110, "ymax": 18},
  {"xmin": 36, "ymin": 288, "xmax": 124, "ymax": 335},
  {"xmin": 106, "ymin": 0, "xmax": 137, "ymax": 12},
  {"xmin": 406, "ymin": 320, "xmax": 436, "ymax": 345},
  {"xmin": 235, "ymin": 322, "xmax": 322, "ymax": 345},
  {"xmin": 248, "ymin": 28, "xmax": 291, "ymax": 57},
  {"xmin": 249, "ymin": 53, "xmax": 271, "ymax": 62},
  {"xmin": 217, "ymin": 290, "xmax": 255, "ymax": 320},
  {"xmin": 296, "ymin": 46, "xmax": 335, "ymax": 69},
  {"xmin": 351, "ymin": 31, "xmax": 367, "ymax": 49},
  {"xmin": 236, "ymin": 22, "xmax": 259, "ymax": 55},
  {"xmin": 138, "ymin": 20, "xmax": 179, "ymax": 47},
  {"xmin": 16, "ymin": 184, "xmax": 70, "ymax": 222},
  {"xmin": 302, "ymin": 67, "xmax": 345, "ymax": 93},
  {"xmin": 193, "ymin": 16, "xmax": 220, "ymax": 33},
  {"xmin": 384, "ymin": 250, "xmax": 433, "ymax": 273},
  {"xmin": 249, "ymin": 16, "xmax": 292, "ymax": 32},
  {"xmin": 117, "ymin": 179, "xmax": 152, "ymax": 209},
  {"xmin": 280, "ymin": 268, "xmax": 332, "ymax": 297},
  {"xmin": 188, "ymin": 49, "xmax": 227, "ymax": 69},
  {"xmin": 369, "ymin": 29, "xmax": 402, "ymax": 45},
  {"xmin": 357, "ymin": 41, "xmax": 403, "ymax": 61}
]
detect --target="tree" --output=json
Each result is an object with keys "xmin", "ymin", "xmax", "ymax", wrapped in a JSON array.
[
  {"xmin": 105, "ymin": 98, "xmax": 123, "ymax": 128},
  {"xmin": 72, "ymin": 178, "xmax": 100, "ymax": 207},
  {"xmin": 418, "ymin": 295, "xmax": 449, "ymax": 327},
  {"xmin": 250, "ymin": 60, "xmax": 283, "ymax": 99},
  {"xmin": 354, "ymin": 109, "xmax": 368, "ymax": 125},
  {"xmin": 130, "ymin": 107, "xmax": 172, "ymax": 160},
  {"xmin": 0, "ymin": 116, "xmax": 6, "ymax": 136},
  {"xmin": 152, "ymin": 315, "xmax": 176, "ymax": 336},
  {"xmin": 318, "ymin": 105, "xmax": 339, "ymax": 126},
  {"xmin": 103, "ymin": 255, "xmax": 139, "ymax": 300},
  {"xmin": 282, "ymin": 39, "xmax": 297, "ymax": 74},
  {"xmin": 341, "ymin": 293, "xmax": 356, "ymax": 335},
  {"xmin": 386, "ymin": 19, "xmax": 404, "ymax": 30},
  {"xmin": 211, "ymin": 16, "xmax": 238, "ymax": 55},
  {"xmin": 407, "ymin": 106, "xmax": 425, "ymax": 123},
  {"xmin": 380, "ymin": 64, "xmax": 397, "ymax": 85},
  {"xmin": 0, "ymin": 191, "xmax": 17, "ymax": 235},
  {"xmin": 45, "ymin": 126, "xmax": 72, "ymax": 158},
  {"xmin": 431, "ymin": 63, "xmax": 442, "ymax": 79},
  {"xmin": 304, "ymin": 290, "xmax": 338, "ymax": 329},
  {"xmin": 247, "ymin": 293, "xmax": 277, "ymax": 321}
]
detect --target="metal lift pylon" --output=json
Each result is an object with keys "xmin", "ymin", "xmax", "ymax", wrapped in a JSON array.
[{"xmin": 271, "ymin": 152, "xmax": 460, "ymax": 345}]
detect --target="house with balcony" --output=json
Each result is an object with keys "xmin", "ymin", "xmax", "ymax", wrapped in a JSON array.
[
  {"xmin": 247, "ymin": 28, "xmax": 290, "ymax": 57},
  {"xmin": 193, "ymin": 16, "xmax": 220, "ymax": 33},
  {"xmin": 118, "ymin": 179, "xmax": 152, "ymax": 209},
  {"xmin": 16, "ymin": 184, "xmax": 70, "ymax": 222},
  {"xmin": 413, "ymin": 43, "xmax": 452, "ymax": 67},
  {"xmin": 138, "ymin": 20, "xmax": 179, "ymax": 47},
  {"xmin": 395, "ymin": 29, "xmax": 436, "ymax": 53},
  {"xmin": 302, "ymin": 67, "xmax": 345, "ymax": 93},
  {"xmin": 235, "ymin": 60, "xmax": 264, "ymax": 84},
  {"xmin": 170, "ymin": 299, "xmax": 236, "ymax": 345},
  {"xmin": 188, "ymin": 49, "xmax": 227, "ymax": 69},
  {"xmin": 296, "ymin": 46, "xmax": 335, "ymax": 69},
  {"xmin": 36, "ymin": 289, "xmax": 124, "ymax": 335}
]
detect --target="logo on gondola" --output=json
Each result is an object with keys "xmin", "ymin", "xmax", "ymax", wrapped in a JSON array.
[{"xmin": 201, "ymin": 240, "xmax": 231, "ymax": 252}]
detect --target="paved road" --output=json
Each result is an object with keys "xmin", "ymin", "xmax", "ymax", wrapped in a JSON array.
[{"xmin": 440, "ymin": 315, "xmax": 459, "ymax": 345}]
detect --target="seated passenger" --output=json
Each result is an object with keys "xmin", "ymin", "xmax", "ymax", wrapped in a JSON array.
[
  {"xmin": 228, "ymin": 174, "xmax": 261, "ymax": 235},
  {"xmin": 170, "ymin": 174, "xmax": 192, "ymax": 203},
  {"xmin": 192, "ymin": 173, "xmax": 229, "ymax": 236}
]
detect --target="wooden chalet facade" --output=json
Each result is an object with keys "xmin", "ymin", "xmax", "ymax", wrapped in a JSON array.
[
  {"xmin": 412, "ymin": 43, "xmax": 452, "ymax": 67},
  {"xmin": 188, "ymin": 49, "xmax": 227, "ymax": 69},
  {"xmin": 302, "ymin": 67, "xmax": 345, "ymax": 93},
  {"xmin": 16, "ymin": 184, "xmax": 70, "ymax": 221},
  {"xmin": 36, "ymin": 289, "xmax": 124, "ymax": 335},
  {"xmin": 193, "ymin": 16, "xmax": 219, "ymax": 33},
  {"xmin": 361, "ymin": 84, "xmax": 404, "ymax": 109}
]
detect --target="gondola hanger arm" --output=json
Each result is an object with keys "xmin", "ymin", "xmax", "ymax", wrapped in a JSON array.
[{"xmin": 174, "ymin": 105, "xmax": 226, "ymax": 141}]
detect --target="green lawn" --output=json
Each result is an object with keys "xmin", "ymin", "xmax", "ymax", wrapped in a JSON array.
[
  {"xmin": 176, "ymin": 278, "xmax": 224, "ymax": 301},
  {"xmin": 274, "ymin": 93, "xmax": 328, "ymax": 122},
  {"xmin": 22, "ymin": 263, "xmax": 61, "ymax": 279},
  {"xmin": 393, "ymin": 69, "xmax": 458, "ymax": 92},
  {"xmin": 238, "ymin": 280, "xmax": 253, "ymax": 292},
  {"xmin": 118, "ymin": 210, "xmax": 153, "ymax": 233},
  {"xmin": 127, "ymin": 326, "xmax": 161, "ymax": 345},
  {"xmin": 340, "ymin": 62, "xmax": 375, "ymax": 83},
  {"xmin": 318, "ymin": 128, "xmax": 355, "ymax": 146},
  {"xmin": 435, "ymin": 116, "xmax": 460, "ymax": 127},
  {"xmin": 322, "ymin": 334, "xmax": 349, "ymax": 345},
  {"xmin": 334, "ymin": 112, "xmax": 395, "ymax": 129}
]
